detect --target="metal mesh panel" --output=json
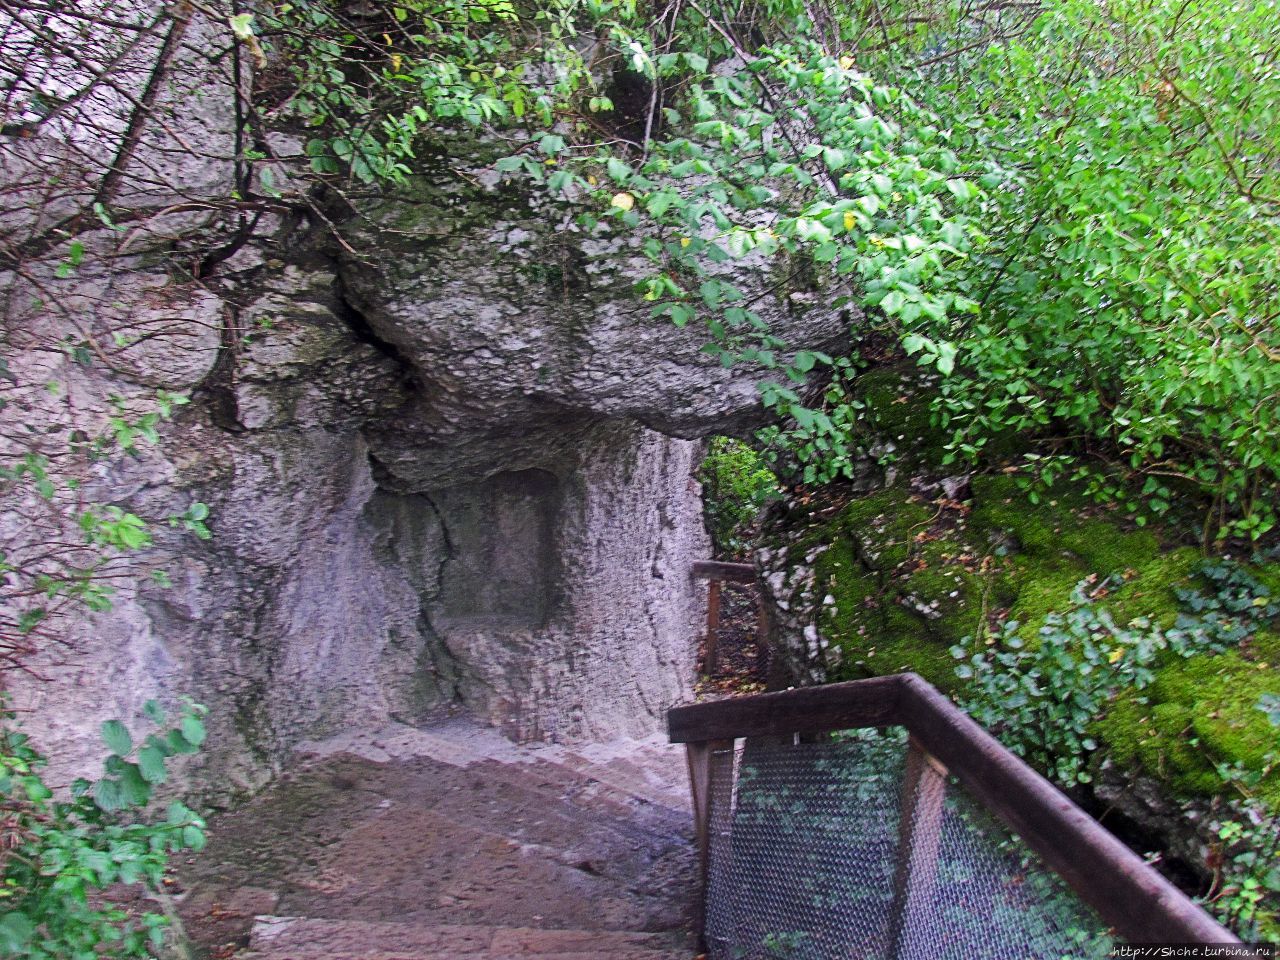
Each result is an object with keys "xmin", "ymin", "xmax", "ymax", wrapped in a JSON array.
[{"xmin": 704, "ymin": 729, "xmax": 1115, "ymax": 960}]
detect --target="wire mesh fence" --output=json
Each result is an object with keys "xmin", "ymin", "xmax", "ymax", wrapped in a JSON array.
[{"xmin": 704, "ymin": 728, "xmax": 1115, "ymax": 960}]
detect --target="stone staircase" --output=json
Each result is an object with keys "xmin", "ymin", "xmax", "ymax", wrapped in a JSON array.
[
  {"xmin": 177, "ymin": 716, "xmax": 698, "ymax": 960},
  {"xmin": 242, "ymin": 917, "xmax": 687, "ymax": 959}
]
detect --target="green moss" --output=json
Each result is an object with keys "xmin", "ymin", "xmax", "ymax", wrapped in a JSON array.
[
  {"xmin": 1097, "ymin": 645, "xmax": 1280, "ymax": 806},
  {"xmin": 798, "ymin": 468, "xmax": 1280, "ymax": 809},
  {"xmin": 858, "ymin": 367, "xmax": 945, "ymax": 467}
]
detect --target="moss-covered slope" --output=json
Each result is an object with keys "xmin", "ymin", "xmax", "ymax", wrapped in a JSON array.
[
  {"xmin": 763, "ymin": 365, "xmax": 1280, "ymax": 811},
  {"xmin": 790, "ymin": 474, "xmax": 1280, "ymax": 804}
]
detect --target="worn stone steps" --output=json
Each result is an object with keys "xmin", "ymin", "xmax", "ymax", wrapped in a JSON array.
[
  {"xmin": 240, "ymin": 916, "xmax": 691, "ymax": 959},
  {"xmin": 178, "ymin": 718, "xmax": 698, "ymax": 958},
  {"xmin": 296, "ymin": 720, "xmax": 691, "ymax": 813}
]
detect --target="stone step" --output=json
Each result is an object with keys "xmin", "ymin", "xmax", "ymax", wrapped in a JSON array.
[
  {"xmin": 297, "ymin": 720, "xmax": 691, "ymax": 813},
  {"xmin": 180, "ymin": 719, "xmax": 699, "ymax": 955},
  {"xmin": 240, "ymin": 916, "xmax": 692, "ymax": 960}
]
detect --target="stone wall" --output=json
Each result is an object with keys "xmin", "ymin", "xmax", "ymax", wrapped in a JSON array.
[{"xmin": 0, "ymin": 4, "xmax": 848, "ymax": 793}]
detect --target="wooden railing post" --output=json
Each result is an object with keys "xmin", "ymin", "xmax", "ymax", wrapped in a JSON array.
[
  {"xmin": 704, "ymin": 579, "xmax": 722, "ymax": 675},
  {"xmin": 887, "ymin": 736, "xmax": 948, "ymax": 960},
  {"xmin": 686, "ymin": 738, "xmax": 734, "ymax": 950}
]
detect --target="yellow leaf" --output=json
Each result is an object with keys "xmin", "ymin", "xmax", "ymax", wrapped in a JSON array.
[
  {"xmin": 390, "ymin": 53, "xmax": 403, "ymax": 72},
  {"xmin": 611, "ymin": 192, "xmax": 635, "ymax": 212},
  {"xmin": 680, "ymin": 237, "xmax": 691, "ymax": 248},
  {"xmin": 1108, "ymin": 648, "xmax": 1124, "ymax": 664},
  {"xmin": 838, "ymin": 55, "xmax": 856, "ymax": 70},
  {"xmin": 587, "ymin": 175, "xmax": 597, "ymax": 186},
  {"xmin": 843, "ymin": 211, "xmax": 856, "ymax": 232}
]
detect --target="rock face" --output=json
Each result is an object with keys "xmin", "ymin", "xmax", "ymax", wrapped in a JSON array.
[
  {"xmin": 5, "ymin": 170, "xmax": 846, "ymax": 795},
  {"xmin": 1, "ymin": 4, "xmax": 849, "ymax": 791}
]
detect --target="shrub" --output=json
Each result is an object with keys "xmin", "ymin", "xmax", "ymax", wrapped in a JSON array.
[
  {"xmin": 698, "ymin": 437, "xmax": 779, "ymax": 558},
  {"xmin": 0, "ymin": 701, "xmax": 207, "ymax": 959}
]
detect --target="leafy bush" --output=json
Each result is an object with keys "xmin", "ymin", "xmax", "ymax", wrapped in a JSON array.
[
  {"xmin": 950, "ymin": 561, "xmax": 1278, "ymax": 786},
  {"xmin": 0, "ymin": 701, "xmax": 207, "ymax": 959},
  {"xmin": 855, "ymin": 0, "xmax": 1280, "ymax": 540},
  {"xmin": 698, "ymin": 438, "xmax": 779, "ymax": 558},
  {"xmin": 951, "ymin": 559, "xmax": 1280, "ymax": 931}
]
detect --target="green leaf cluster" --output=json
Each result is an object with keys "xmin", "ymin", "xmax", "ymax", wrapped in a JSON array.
[
  {"xmin": 697, "ymin": 437, "xmax": 779, "ymax": 558},
  {"xmin": 875, "ymin": 0, "xmax": 1280, "ymax": 540},
  {"xmin": 0, "ymin": 701, "xmax": 207, "ymax": 959},
  {"xmin": 951, "ymin": 559, "xmax": 1279, "ymax": 789}
]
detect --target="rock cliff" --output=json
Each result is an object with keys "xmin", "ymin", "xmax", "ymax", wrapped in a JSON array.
[{"xmin": 4, "ymin": 156, "xmax": 846, "ymax": 796}]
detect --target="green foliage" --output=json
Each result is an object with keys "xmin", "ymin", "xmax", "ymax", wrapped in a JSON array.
[
  {"xmin": 951, "ymin": 561, "xmax": 1277, "ymax": 787},
  {"xmin": 698, "ymin": 437, "xmax": 778, "ymax": 558},
  {"xmin": 264, "ymin": 0, "xmax": 595, "ymax": 183},
  {"xmin": 575, "ymin": 42, "xmax": 981, "ymax": 485},
  {"xmin": 0, "ymin": 701, "xmax": 207, "ymax": 959},
  {"xmin": 1208, "ymin": 701, "xmax": 1280, "ymax": 937},
  {"xmin": 268, "ymin": 0, "xmax": 1279, "ymax": 535},
  {"xmin": 942, "ymin": 549, "xmax": 1280, "ymax": 932},
  {"xmin": 873, "ymin": 0, "xmax": 1280, "ymax": 540}
]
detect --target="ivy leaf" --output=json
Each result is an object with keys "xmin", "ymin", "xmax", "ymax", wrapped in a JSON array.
[
  {"xmin": 936, "ymin": 342, "xmax": 958, "ymax": 376},
  {"xmin": 168, "ymin": 730, "xmax": 197, "ymax": 755},
  {"xmin": 93, "ymin": 777, "xmax": 125, "ymax": 813},
  {"xmin": 101, "ymin": 720, "xmax": 132, "ymax": 757},
  {"xmin": 120, "ymin": 765, "xmax": 152, "ymax": 806},
  {"xmin": 181, "ymin": 714, "xmax": 207, "ymax": 748},
  {"xmin": 605, "ymin": 158, "xmax": 631, "ymax": 183},
  {"xmin": 645, "ymin": 191, "xmax": 678, "ymax": 217},
  {"xmin": 138, "ymin": 745, "xmax": 168, "ymax": 784},
  {"xmin": 183, "ymin": 825, "xmax": 207, "ymax": 851},
  {"xmin": 946, "ymin": 178, "xmax": 978, "ymax": 203},
  {"xmin": 666, "ymin": 304, "xmax": 694, "ymax": 328}
]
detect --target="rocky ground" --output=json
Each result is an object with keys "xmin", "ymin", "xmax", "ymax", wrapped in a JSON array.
[{"xmin": 174, "ymin": 715, "xmax": 699, "ymax": 960}]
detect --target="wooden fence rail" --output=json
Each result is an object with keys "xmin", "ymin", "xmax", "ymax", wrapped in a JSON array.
[{"xmin": 668, "ymin": 672, "xmax": 1239, "ymax": 948}]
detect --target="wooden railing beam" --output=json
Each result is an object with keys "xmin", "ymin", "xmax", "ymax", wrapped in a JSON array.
[
  {"xmin": 668, "ymin": 675, "xmax": 903, "ymax": 743},
  {"xmin": 691, "ymin": 560, "xmax": 756, "ymax": 584},
  {"xmin": 667, "ymin": 672, "xmax": 1240, "ymax": 946}
]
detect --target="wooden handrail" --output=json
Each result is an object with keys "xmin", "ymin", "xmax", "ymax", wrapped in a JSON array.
[
  {"xmin": 668, "ymin": 672, "xmax": 1239, "ymax": 946},
  {"xmin": 690, "ymin": 560, "xmax": 757, "ymax": 583}
]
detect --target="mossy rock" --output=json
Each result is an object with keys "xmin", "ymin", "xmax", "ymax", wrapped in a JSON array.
[
  {"xmin": 1097, "ymin": 630, "xmax": 1280, "ymax": 807},
  {"xmin": 791, "ymin": 471, "xmax": 1280, "ymax": 807}
]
